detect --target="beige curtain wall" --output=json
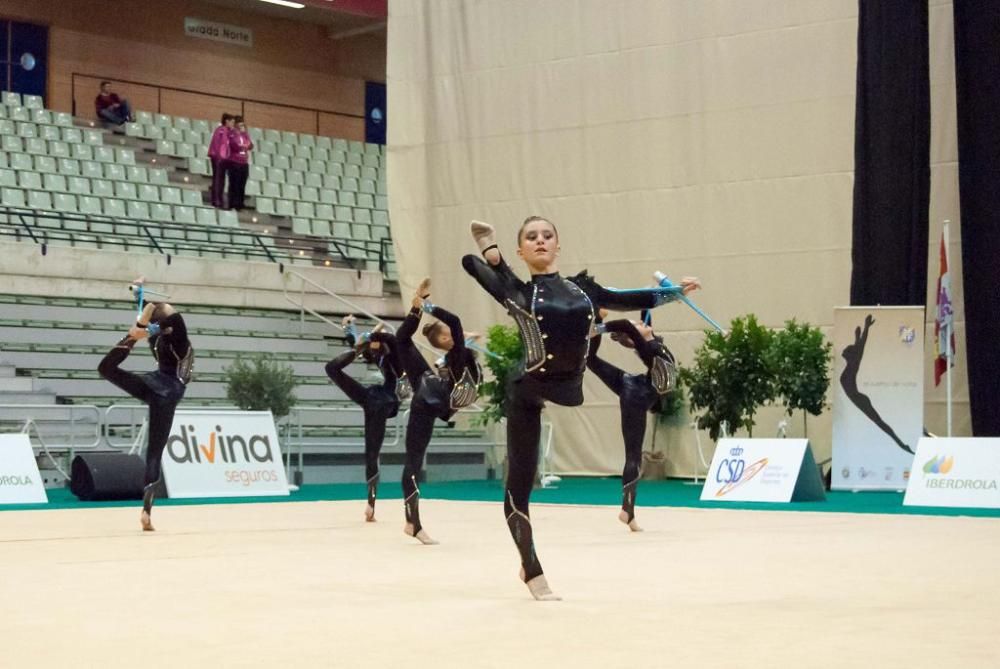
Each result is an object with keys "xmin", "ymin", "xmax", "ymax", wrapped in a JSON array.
[{"xmin": 386, "ymin": 0, "xmax": 968, "ymax": 476}]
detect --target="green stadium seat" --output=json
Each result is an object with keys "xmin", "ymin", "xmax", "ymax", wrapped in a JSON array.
[
  {"xmin": 174, "ymin": 143, "xmax": 195, "ymax": 159},
  {"xmin": 247, "ymin": 127, "xmax": 263, "ymax": 142},
  {"xmin": 192, "ymin": 119, "xmax": 210, "ymax": 134},
  {"xmin": 8, "ymin": 152, "xmax": 31, "ymax": 171},
  {"xmin": 304, "ymin": 172, "xmax": 323, "ymax": 189},
  {"xmin": 188, "ymin": 157, "xmax": 210, "ymax": 176},
  {"xmin": 35, "ymin": 155, "xmax": 56, "ymax": 173},
  {"xmin": 352, "ymin": 224, "xmax": 371, "ymax": 240},
  {"xmin": 68, "ymin": 176, "xmax": 90, "ymax": 195},
  {"xmin": 135, "ymin": 111, "xmax": 153, "ymax": 125},
  {"xmin": 43, "ymin": 173, "xmax": 66, "ymax": 192},
  {"xmin": 39, "ymin": 124, "xmax": 60, "ymax": 141},
  {"xmin": 174, "ymin": 116, "xmax": 191, "ymax": 130},
  {"xmin": 1, "ymin": 187, "xmax": 25, "ymax": 207},
  {"xmin": 277, "ymin": 143, "xmax": 295, "ymax": 158},
  {"xmin": 259, "ymin": 140, "xmax": 277, "ymax": 155},
  {"xmin": 319, "ymin": 188, "xmax": 337, "ymax": 204},
  {"xmin": 53, "ymin": 193, "xmax": 78, "ymax": 212},
  {"xmin": 48, "ymin": 140, "xmax": 70, "ymax": 157},
  {"xmin": 308, "ymin": 159, "xmax": 326, "ymax": 173},
  {"xmin": 173, "ymin": 205, "xmax": 196, "ymax": 224},
  {"xmin": 360, "ymin": 179, "xmax": 377, "ymax": 195},
  {"xmin": 245, "ymin": 180, "xmax": 260, "ymax": 196},
  {"xmin": 371, "ymin": 225, "xmax": 390, "ymax": 241},
  {"xmin": 254, "ymin": 152, "xmax": 271, "ymax": 168},
  {"xmin": 372, "ymin": 210, "xmax": 390, "ymax": 227},
  {"xmin": 126, "ymin": 200, "xmax": 149, "ymax": 220},
  {"xmin": 18, "ymin": 171, "xmax": 41, "ymax": 189},
  {"xmin": 61, "ymin": 127, "xmax": 82, "ymax": 143},
  {"xmin": 275, "ymin": 199, "xmax": 295, "ymax": 216},
  {"xmin": 2, "ymin": 135, "xmax": 22, "ymax": 151},
  {"xmin": 294, "ymin": 145, "xmax": 312, "ymax": 159},
  {"xmin": 27, "ymin": 190, "xmax": 52, "ymax": 209},
  {"xmin": 53, "ymin": 112, "xmax": 73, "ymax": 127},
  {"xmin": 315, "ymin": 203, "xmax": 334, "ymax": 220},
  {"xmin": 292, "ymin": 217, "xmax": 311, "ymax": 235},
  {"xmin": 357, "ymin": 193, "xmax": 375, "ymax": 209},
  {"xmin": 299, "ymin": 134, "xmax": 315, "ymax": 148},
  {"xmin": 291, "ymin": 157, "xmax": 309, "ymax": 172},
  {"xmin": 354, "ymin": 208, "xmax": 372, "ymax": 224},
  {"xmin": 156, "ymin": 140, "xmax": 174, "ymax": 155},
  {"xmin": 144, "ymin": 125, "xmax": 163, "ymax": 140},
  {"xmin": 315, "ymin": 136, "xmax": 332, "ymax": 150},
  {"xmin": 126, "ymin": 166, "xmax": 148, "ymax": 182},
  {"xmin": 125, "ymin": 123, "xmax": 144, "ymax": 137},
  {"xmin": 25, "ymin": 137, "xmax": 47, "ymax": 154},
  {"xmin": 151, "ymin": 203, "xmax": 172, "ymax": 221},
  {"xmin": 182, "ymin": 189, "xmax": 202, "ymax": 206},
  {"xmin": 311, "ymin": 220, "xmax": 331, "ymax": 236},
  {"xmin": 91, "ymin": 179, "xmax": 114, "ymax": 198},
  {"xmin": 148, "ymin": 168, "xmax": 169, "ymax": 185},
  {"xmin": 327, "ymin": 163, "xmax": 345, "ymax": 178},
  {"xmin": 255, "ymin": 197, "xmax": 274, "ymax": 215},
  {"xmin": 10, "ymin": 107, "xmax": 30, "ymax": 122},
  {"xmin": 280, "ymin": 131, "xmax": 298, "ymax": 144},
  {"xmin": 105, "ymin": 164, "xmax": 126, "ymax": 181},
  {"xmin": 136, "ymin": 184, "xmax": 157, "ymax": 201},
  {"xmin": 286, "ymin": 170, "xmax": 304, "ymax": 186},
  {"xmin": 83, "ymin": 129, "xmax": 103, "ymax": 145},
  {"xmin": 300, "ymin": 186, "xmax": 319, "ymax": 202},
  {"xmin": 281, "ymin": 184, "xmax": 300, "ymax": 200},
  {"xmin": 266, "ymin": 167, "xmax": 285, "ymax": 182},
  {"xmin": 295, "ymin": 202, "xmax": 314, "ymax": 218},
  {"xmin": 263, "ymin": 130, "xmax": 280, "ymax": 143},
  {"xmin": 0, "ymin": 168, "xmax": 15, "ymax": 187},
  {"xmin": 78, "ymin": 196, "xmax": 102, "ymax": 215},
  {"xmin": 334, "ymin": 206, "xmax": 353, "ymax": 222},
  {"xmin": 331, "ymin": 221, "xmax": 351, "ymax": 238},
  {"xmin": 103, "ymin": 198, "xmax": 126, "ymax": 217},
  {"xmin": 272, "ymin": 155, "xmax": 291, "ymax": 170},
  {"xmin": 115, "ymin": 182, "xmax": 138, "ymax": 199},
  {"xmin": 196, "ymin": 207, "xmax": 217, "ymax": 226},
  {"xmin": 338, "ymin": 191, "xmax": 356, "ymax": 207},
  {"xmin": 154, "ymin": 114, "xmax": 171, "ymax": 127},
  {"xmin": 71, "ymin": 144, "xmax": 93, "ymax": 161},
  {"xmin": 0, "ymin": 119, "xmax": 16, "ymax": 135},
  {"xmin": 116, "ymin": 148, "xmax": 135, "ymax": 166},
  {"xmin": 165, "ymin": 127, "xmax": 184, "ymax": 143},
  {"xmin": 261, "ymin": 182, "xmax": 281, "ymax": 198},
  {"xmin": 81, "ymin": 161, "xmax": 103, "ymax": 179},
  {"xmin": 249, "ymin": 165, "xmax": 266, "ymax": 181},
  {"xmin": 218, "ymin": 210, "xmax": 239, "ymax": 227},
  {"xmin": 160, "ymin": 186, "xmax": 181, "ymax": 204}
]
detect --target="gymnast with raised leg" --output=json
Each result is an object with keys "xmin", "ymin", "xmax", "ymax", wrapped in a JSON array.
[
  {"xmin": 588, "ymin": 308, "xmax": 694, "ymax": 531},
  {"xmin": 325, "ymin": 315, "xmax": 409, "ymax": 522},
  {"xmin": 462, "ymin": 217, "xmax": 697, "ymax": 600},
  {"xmin": 394, "ymin": 278, "xmax": 482, "ymax": 545},
  {"xmin": 97, "ymin": 280, "xmax": 193, "ymax": 531}
]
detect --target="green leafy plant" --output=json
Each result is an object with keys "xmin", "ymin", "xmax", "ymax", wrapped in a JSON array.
[
  {"xmin": 680, "ymin": 315, "xmax": 777, "ymax": 440},
  {"xmin": 767, "ymin": 319, "xmax": 832, "ymax": 436},
  {"xmin": 223, "ymin": 354, "xmax": 298, "ymax": 418},
  {"xmin": 476, "ymin": 324, "xmax": 523, "ymax": 426}
]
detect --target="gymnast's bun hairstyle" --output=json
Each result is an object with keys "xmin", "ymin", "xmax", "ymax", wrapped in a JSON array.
[{"xmin": 422, "ymin": 321, "xmax": 443, "ymax": 346}]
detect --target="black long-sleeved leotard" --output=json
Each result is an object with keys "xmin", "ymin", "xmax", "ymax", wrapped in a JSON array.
[
  {"xmin": 461, "ymin": 254, "xmax": 660, "ymax": 383},
  {"xmin": 601, "ymin": 318, "xmax": 676, "ymax": 396},
  {"xmin": 146, "ymin": 306, "xmax": 193, "ymax": 383}
]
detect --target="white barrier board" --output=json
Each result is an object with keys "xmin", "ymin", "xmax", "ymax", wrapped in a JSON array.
[
  {"xmin": 903, "ymin": 437, "xmax": 1000, "ymax": 508},
  {"xmin": 700, "ymin": 438, "xmax": 825, "ymax": 503},
  {"xmin": 0, "ymin": 434, "xmax": 48, "ymax": 504},
  {"xmin": 163, "ymin": 410, "xmax": 289, "ymax": 498}
]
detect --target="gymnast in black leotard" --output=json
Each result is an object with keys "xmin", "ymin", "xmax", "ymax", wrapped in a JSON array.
[
  {"xmin": 325, "ymin": 315, "xmax": 409, "ymax": 522},
  {"xmin": 392, "ymin": 279, "xmax": 482, "ymax": 544},
  {"xmin": 462, "ymin": 217, "xmax": 698, "ymax": 600},
  {"xmin": 97, "ymin": 284, "xmax": 193, "ymax": 531},
  {"xmin": 588, "ymin": 310, "xmax": 687, "ymax": 532}
]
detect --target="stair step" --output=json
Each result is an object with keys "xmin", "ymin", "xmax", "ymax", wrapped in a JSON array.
[
  {"xmin": 0, "ymin": 376, "xmax": 35, "ymax": 392},
  {"xmin": 0, "ymin": 391, "xmax": 57, "ymax": 404},
  {"xmin": 0, "ymin": 364, "xmax": 15, "ymax": 378}
]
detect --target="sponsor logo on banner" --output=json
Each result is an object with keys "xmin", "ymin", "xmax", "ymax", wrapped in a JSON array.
[
  {"xmin": 0, "ymin": 434, "xmax": 48, "ymax": 504},
  {"xmin": 163, "ymin": 411, "xmax": 288, "ymax": 498},
  {"xmin": 701, "ymin": 438, "xmax": 825, "ymax": 503},
  {"xmin": 184, "ymin": 18, "xmax": 253, "ymax": 48},
  {"xmin": 904, "ymin": 439, "xmax": 1000, "ymax": 508}
]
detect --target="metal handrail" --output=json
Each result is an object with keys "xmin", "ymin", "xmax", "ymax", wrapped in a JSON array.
[
  {"xmin": 0, "ymin": 403, "xmax": 103, "ymax": 480},
  {"xmin": 283, "ymin": 267, "xmax": 396, "ymax": 335}
]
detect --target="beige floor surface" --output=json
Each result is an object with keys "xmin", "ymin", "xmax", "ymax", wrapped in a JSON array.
[{"xmin": 1, "ymin": 500, "xmax": 998, "ymax": 669}]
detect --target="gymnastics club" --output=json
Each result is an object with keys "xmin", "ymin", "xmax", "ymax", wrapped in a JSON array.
[
  {"xmin": 465, "ymin": 339, "xmax": 502, "ymax": 359},
  {"xmin": 128, "ymin": 283, "xmax": 170, "ymax": 314},
  {"xmin": 652, "ymin": 271, "xmax": 726, "ymax": 333}
]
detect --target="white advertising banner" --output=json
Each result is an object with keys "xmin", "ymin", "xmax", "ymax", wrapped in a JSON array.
[
  {"xmin": 163, "ymin": 410, "xmax": 289, "ymax": 498},
  {"xmin": 831, "ymin": 307, "xmax": 923, "ymax": 491},
  {"xmin": 903, "ymin": 438, "xmax": 1000, "ymax": 509},
  {"xmin": 0, "ymin": 434, "xmax": 48, "ymax": 504},
  {"xmin": 700, "ymin": 438, "xmax": 825, "ymax": 503},
  {"xmin": 184, "ymin": 18, "xmax": 253, "ymax": 48}
]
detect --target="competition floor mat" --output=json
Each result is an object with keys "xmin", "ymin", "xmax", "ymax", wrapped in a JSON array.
[{"xmin": 1, "ymin": 490, "xmax": 999, "ymax": 667}]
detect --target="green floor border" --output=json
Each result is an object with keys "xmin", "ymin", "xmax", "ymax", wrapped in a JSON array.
[{"xmin": 3, "ymin": 478, "xmax": 999, "ymax": 518}]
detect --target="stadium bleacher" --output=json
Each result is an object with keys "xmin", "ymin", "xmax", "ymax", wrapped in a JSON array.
[{"xmin": 0, "ymin": 91, "xmax": 398, "ymax": 280}]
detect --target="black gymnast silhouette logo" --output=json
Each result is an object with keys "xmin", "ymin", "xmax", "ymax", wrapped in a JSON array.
[{"xmin": 839, "ymin": 315, "xmax": 913, "ymax": 454}]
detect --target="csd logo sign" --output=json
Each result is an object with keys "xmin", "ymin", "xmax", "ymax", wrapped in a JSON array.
[{"xmin": 714, "ymin": 445, "xmax": 769, "ymax": 497}]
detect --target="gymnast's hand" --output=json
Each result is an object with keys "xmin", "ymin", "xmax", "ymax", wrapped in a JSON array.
[
  {"xmin": 127, "ymin": 325, "xmax": 148, "ymax": 340},
  {"xmin": 864, "ymin": 314, "xmax": 875, "ymax": 328},
  {"xmin": 679, "ymin": 277, "xmax": 701, "ymax": 295}
]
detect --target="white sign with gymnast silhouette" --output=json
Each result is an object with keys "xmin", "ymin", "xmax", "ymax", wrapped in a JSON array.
[
  {"xmin": 0, "ymin": 434, "xmax": 48, "ymax": 504},
  {"xmin": 700, "ymin": 438, "xmax": 826, "ymax": 503},
  {"xmin": 162, "ymin": 410, "xmax": 289, "ymax": 498},
  {"xmin": 831, "ymin": 307, "xmax": 924, "ymax": 491}
]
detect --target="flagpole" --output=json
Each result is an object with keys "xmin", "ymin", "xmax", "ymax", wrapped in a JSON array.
[{"xmin": 944, "ymin": 220, "xmax": 953, "ymax": 438}]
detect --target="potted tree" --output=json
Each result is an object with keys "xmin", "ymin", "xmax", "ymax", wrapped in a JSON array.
[{"xmin": 768, "ymin": 319, "xmax": 832, "ymax": 437}]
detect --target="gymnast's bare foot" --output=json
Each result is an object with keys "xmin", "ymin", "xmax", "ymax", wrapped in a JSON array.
[
  {"xmin": 404, "ymin": 523, "xmax": 438, "ymax": 545},
  {"xmin": 520, "ymin": 568, "xmax": 560, "ymax": 601},
  {"xmin": 470, "ymin": 221, "xmax": 500, "ymax": 265},
  {"xmin": 140, "ymin": 510, "xmax": 155, "ymax": 532},
  {"xmin": 619, "ymin": 510, "xmax": 643, "ymax": 532},
  {"xmin": 364, "ymin": 504, "xmax": 376, "ymax": 522}
]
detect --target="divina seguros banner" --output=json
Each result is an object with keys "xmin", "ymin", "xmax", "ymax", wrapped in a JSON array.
[{"xmin": 162, "ymin": 410, "xmax": 289, "ymax": 498}]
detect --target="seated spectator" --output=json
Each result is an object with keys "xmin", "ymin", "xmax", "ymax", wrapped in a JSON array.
[
  {"xmin": 95, "ymin": 81, "xmax": 133, "ymax": 126},
  {"xmin": 226, "ymin": 116, "xmax": 253, "ymax": 211},
  {"xmin": 208, "ymin": 113, "xmax": 234, "ymax": 208}
]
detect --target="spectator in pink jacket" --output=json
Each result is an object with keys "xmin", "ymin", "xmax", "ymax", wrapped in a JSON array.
[
  {"xmin": 225, "ymin": 116, "xmax": 254, "ymax": 211},
  {"xmin": 207, "ymin": 113, "xmax": 234, "ymax": 208}
]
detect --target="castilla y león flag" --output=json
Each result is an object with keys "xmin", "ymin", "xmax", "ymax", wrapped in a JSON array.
[{"xmin": 934, "ymin": 231, "xmax": 955, "ymax": 386}]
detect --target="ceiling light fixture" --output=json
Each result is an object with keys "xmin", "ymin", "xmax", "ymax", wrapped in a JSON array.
[{"xmin": 257, "ymin": 0, "xmax": 306, "ymax": 8}]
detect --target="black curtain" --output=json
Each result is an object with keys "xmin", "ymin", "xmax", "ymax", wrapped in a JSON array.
[
  {"xmin": 849, "ymin": 1, "xmax": 930, "ymax": 306},
  {"xmin": 953, "ymin": 1, "xmax": 1000, "ymax": 436}
]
